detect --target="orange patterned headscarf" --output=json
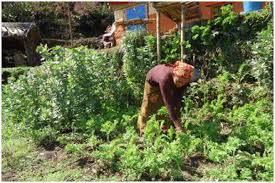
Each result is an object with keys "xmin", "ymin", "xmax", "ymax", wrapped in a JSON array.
[{"xmin": 172, "ymin": 61, "xmax": 194, "ymax": 79}]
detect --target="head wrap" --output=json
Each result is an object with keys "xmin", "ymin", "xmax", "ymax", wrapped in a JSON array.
[{"xmin": 172, "ymin": 61, "xmax": 194, "ymax": 79}]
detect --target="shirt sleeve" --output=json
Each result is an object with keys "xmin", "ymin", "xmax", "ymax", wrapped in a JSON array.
[{"xmin": 159, "ymin": 81, "xmax": 182, "ymax": 122}]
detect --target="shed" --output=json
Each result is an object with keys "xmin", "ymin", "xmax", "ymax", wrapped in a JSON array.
[
  {"xmin": 109, "ymin": 2, "xmax": 249, "ymax": 62},
  {"xmin": 108, "ymin": 2, "xmax": 245, "ymax": 45},
  {"xmin": 2, "ymin": 22, "xmax": 41, "ymax": 67}
]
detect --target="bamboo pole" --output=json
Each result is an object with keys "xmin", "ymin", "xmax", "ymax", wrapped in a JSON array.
[
  {"xmin": 156, "ymin": 9, "xmax": 161, "ymax": 62},
  {"xmin": 181, "ymin": 3, "xmax": 185, "ymax": 62}
]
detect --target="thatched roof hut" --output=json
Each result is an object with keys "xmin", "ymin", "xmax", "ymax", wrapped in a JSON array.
[{"xmin": 2, "ymin": 22, "xmax": 41, "ymax": 67}]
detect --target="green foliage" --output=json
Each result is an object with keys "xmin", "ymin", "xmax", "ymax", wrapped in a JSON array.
[
  {"xmin": 122, "ymin": 31, "xmax": 158, "ymax": 100},
  {"xmin": 74, "ymin": 4, "xmax": 114, "ymax": 38},
  {"xmin": 229, "ymin": 99, "xmax": 273, "ymax": 152},
  {"xmin": 2, "ymin": 2, "xmax": 114, "ymax": 39},
  {"xmin": 2, "ymin": 67, "xmax": 31, "ymax": 84},
  {"xmin": 2, "ymin": 45, "xmax": 134, "ymax": 139},
  {"xmin": 182, "ymin": 79, "xmax": 272, "ymax": 180},
  {"xmin": 187, "ymin": 5, "xmax": 272, "ymax": 78},
  {"xmin": 2, "ymin": 5, "xmax": 273, "ymax": 181},
  {"xmin": 119, "ymin": 118, "xmax": 190, "ymax": 180},
  {"xmin": 119, "ymin": 143, "xmax": 144, "ymax": 180},
  {"xmin": 65, "ymin": 143, "xmax": 85, "ymax": 155},
  {"xmin": 2, "ymin": 2, "xmax": 34, "ymax": 22},
  {"xmin": 100, "ymin": 120, "xmax": 119, "ymax": 141},
  {"xmin": 249, "ymin": 21, "xmax": 273, "ymax": 87},
  {"xmin": 2, "ymin": 137, "xmax": 36, "ymax": 171},
  {"xmin": 160, "ymin": 33, "xmax": 181, "ymax": 63}
]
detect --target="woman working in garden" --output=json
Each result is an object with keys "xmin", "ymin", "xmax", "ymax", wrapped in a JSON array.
[{"xmin": 138, "ymin": 61, "xmax": 200, "ymax": 134}]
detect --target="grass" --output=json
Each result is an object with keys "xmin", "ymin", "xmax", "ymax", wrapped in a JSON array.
[
  {"xmin": 1, "ymin": 133, "xmax": 209, "ymax": 181},
  {"xmin": 1, "ymin": 130, "xmax": 123, "ymax": 181},
  {"xmin": 2, "ymin": 136, "xmax": 84, "ymax": 181}
]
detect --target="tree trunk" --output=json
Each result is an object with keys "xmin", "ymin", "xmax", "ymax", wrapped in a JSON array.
[{"xmin": 67, "ymin": 3, "xmax": 73, "ymax": 46}]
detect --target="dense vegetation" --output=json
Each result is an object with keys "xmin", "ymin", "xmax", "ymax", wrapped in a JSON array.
[
  {"xmin": 2, "ymin": 6, "xmax": 273, "ymax": 181},
  {"xmin": 2, "ymin": 2, "xmax": 114, "ymax": 39}
]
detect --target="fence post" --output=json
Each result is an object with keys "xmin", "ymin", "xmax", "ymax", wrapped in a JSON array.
[
  {"xmin": 181, "ymin": 3, "xmax": 185, "ymax": 62},
  {"xmin": 156, "ymin": 9, "xmax": 161, "ymax": 62}
]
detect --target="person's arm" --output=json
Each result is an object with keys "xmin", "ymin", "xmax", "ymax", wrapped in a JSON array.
[{"xmin": 159, "ymin": 81, "xmax": 183, "ymax": 131}]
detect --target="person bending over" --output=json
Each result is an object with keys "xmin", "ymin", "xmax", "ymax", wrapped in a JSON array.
[{"xmin": 137, "ymin": 61, "xmax": 200, "ymax": 134}]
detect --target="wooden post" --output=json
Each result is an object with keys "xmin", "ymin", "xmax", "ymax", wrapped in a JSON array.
[
  {"xmin": 67, "ymin": 5, "xmax": 73, "ymax": 46},
  {"xmin": 181, "ymin": 3, "xmax": 185, "ymax": 62},
  {"xmin": 156, "ymin": 9, "xmax": 161, "ymax": 62}
]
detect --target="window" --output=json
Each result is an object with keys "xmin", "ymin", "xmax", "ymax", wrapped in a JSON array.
[{"xmin": 126, "ymin": 4, "xmax": 147, "ymax": 31}]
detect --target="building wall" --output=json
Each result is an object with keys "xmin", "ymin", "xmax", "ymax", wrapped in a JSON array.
[
  {"xmin": 147, "ymin": 3, "xmax": 177, "ymax": 35},
  {"xmin": 146, "ymin": 13, "xmax": 177, "ymax": 35},
  {"xmin": 114, "ymin": 24, "xmax": 125, "ymax": 45},
  {"xmin": 148, "ymin": 2, "xmax": 157, "ymax": 14},
  {"xmin": 114, "ymin": 9, "xmax": 125, "ymax": 22},
  {"xmin": 113, "ymin": 3, "xmax": 177, "ymax": 44},
  {"xmin": 112, "ymin": 2, "xmax": 269, "ymax": 45}
]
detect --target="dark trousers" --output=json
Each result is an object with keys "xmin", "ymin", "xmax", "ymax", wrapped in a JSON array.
[{"xmin": 137, "ymin": 82, "xmax": 165, "ymax": 134}]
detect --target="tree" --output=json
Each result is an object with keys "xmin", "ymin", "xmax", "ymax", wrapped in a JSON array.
[{"xmin": 2, "ymin": 2, "xmax": 34, "ymax": 22}]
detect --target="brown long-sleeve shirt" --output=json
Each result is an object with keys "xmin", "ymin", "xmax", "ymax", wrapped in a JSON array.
[{"xmin": 146, "ymin": 64, "xmax": 187, "ymax": 122}]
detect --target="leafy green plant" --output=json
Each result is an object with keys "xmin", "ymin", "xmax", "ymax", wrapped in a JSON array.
[
  {"xmin": 100, "ymin": 120, "xmax": 118, "ymax": 142},
  {"xmin": 2, "ymin": 67, "xmax": 31, "ymax": 84},
  {"xmin": 2, "ymin": 45, "xmax": 134, "ymax": 142},
  {"xmin": 65, "ymin": 143, "xmax": 84, "ymax": 155},
  {"xmin": 119, "ymin": 143, "xmax": 144, "ymax": 180},
  {"xmin": 160, "ymin": 33, "xmax": 181, "ymax": 63},
  {"xmin": 2, "ymin": 5, "xmax": 273, "ymax": 181},
  {"xmin": 122, "ymin": 31, "xmax": 157, "ymax": 101},
  {"xmin": 249, "ymin": 21, "xmax": 273, "ymax": 88}
]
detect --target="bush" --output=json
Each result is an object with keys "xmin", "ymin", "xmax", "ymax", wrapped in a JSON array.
[
  {"xmin": 122, "ymin": 31, "xmax": 158, "ymax": 101},
  {"xmin": 121, "ymin": 31, "xmax": 187, "ymax": 101},
  {"xmin": 2, "ymin": 46, "xmax": 134, "ymax": 137},
  {"xmin": 2, "ymin": 5, "xmax": 273, "ymax": 181},
  {"xmin": 2, "ymin": 67, "xmax": 31, "ymax": 84},
  {"xmin": 186, "ymin": 5, "xmax": 272, "ymax": 78},
  {"xmin": 182, "ymin": 78, "xmax": 273, "ymax": 180},
  {"xmin": 248, "ymin": 21, "xmax": 273, "ymax": 88}
]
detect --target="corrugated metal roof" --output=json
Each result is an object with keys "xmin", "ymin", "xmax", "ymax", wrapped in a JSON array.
[{"xmin": 2, "ymin": 22, "xmax": 35, "ymax": 37}]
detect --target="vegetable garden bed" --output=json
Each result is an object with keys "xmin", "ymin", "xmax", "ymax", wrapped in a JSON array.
[{"xmin": 2, "ymin": 6, "xmax": 273, "ymax": 181}]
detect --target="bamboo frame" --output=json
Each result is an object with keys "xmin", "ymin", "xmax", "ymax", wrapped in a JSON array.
[
  {"xmin": 181, "ymin": 3, "xmax": 185, "ymax": 62},
  {"xmin": 156, "ymin": 10, "xmax": 160, "ymax": 62}
]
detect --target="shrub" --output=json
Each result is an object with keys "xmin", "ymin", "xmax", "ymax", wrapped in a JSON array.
[
  {"xmin": 2, "ymin": 46, "xmax": 134, "ymax": 138},
  {"xmin": 186, "ymin": 5, "xmax": 272, "ymax": 78},
  {"xmin": 2, "ymin": 5, "xmax": 273, "ymax": 181},
  {"xmin": 122, "ymin": 31, "xmax": 158, "ymax": 101},
  {"xmin": 248, "ymin": 21, "xmax": 273, "ymax": 88},
  {"xmin": 2, "ymin": 67, "xmax": 31, "ymax": 84}
]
